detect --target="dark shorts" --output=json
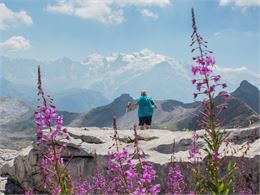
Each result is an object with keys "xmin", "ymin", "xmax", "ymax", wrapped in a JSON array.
[{"xmin": 139, "ymin": 116, "xmax": 152, "ymax": 126}]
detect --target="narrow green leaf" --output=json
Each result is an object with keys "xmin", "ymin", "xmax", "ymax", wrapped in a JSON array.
[
  {"xmin": 205, "ymin": 181, "xmax": 218, "ymax": 193},
  {"xmin": 228, "ymin": 161, "xmax": 232, "ymax": 173},
  {"xmin": 218, "ymin": 183, "xmax": 225, "ymax": 193},
  {"xmin": 202, "ymin": 135, "xmax": 214, "ymax": 151},
  {"xmin": 228, "ymin": 177, "xmax": 234, "ymax": 185},
  {"xmin": 223, "ymin": 188, "xmax": 230, "ymax": 195}
]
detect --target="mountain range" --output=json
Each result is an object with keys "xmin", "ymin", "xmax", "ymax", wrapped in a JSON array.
[
  {"xmin": 1, "ymin": 49, "xmax": 259, "ymax": 103},
  {"xmin": 73, "ymin": 80, "xmax": 259, "ymax": 130},
  {"xmin": 0, "ymin": 80, "xmax": 259, "ymax": 149},
  {"xmin": 0, "ymin": 78, "xmax": 109, "ymax": 113}
]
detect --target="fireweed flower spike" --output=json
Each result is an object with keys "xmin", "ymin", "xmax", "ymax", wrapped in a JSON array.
[
  {"xmin": 166, "ymin": 165, "xmax": 185, "ymax": 195},
  {"xmin": 166, "ymin": 142, "xmax": 185, "ymax": 195},
  {"xmin": 107, "ymin": 119, "xmax": 160, "ymax": 194},
  {"xmin": 190, "ymin": 8, "xmax": 235, "ymax": 194},
  {"xmin": 188, "ymin": 132, "xmax": 201, "ymax": 160},
  {"xmin": 34, "ymin": 65, "xmax": 72, "ymax": 194}
]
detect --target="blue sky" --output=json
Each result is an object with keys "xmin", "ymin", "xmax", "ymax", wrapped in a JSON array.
[{"xmin": 0, "ymin": 0, "xmax": 259, "ymax": 72}]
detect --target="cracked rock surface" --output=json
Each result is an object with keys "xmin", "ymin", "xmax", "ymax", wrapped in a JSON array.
[{"xmin": 1, "ymin": 125, "xmax": 259, "ymax": 193}]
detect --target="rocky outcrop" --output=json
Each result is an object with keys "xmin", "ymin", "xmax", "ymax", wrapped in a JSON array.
[
  {"xmin": 1, "ymin": 125, "xmax": 259, "ymax": 193},
  {"xmin": 0, "ymin": 97, "xmax": 34, "ymax": 133},
  {"xmin": 0, "ymin": 149, "xmax": 23, "ymax": 194}
]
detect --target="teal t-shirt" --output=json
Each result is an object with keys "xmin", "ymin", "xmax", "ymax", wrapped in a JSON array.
[{"xmin": 137, "ymin": 96, "xmax": 155, "ymax": 117}]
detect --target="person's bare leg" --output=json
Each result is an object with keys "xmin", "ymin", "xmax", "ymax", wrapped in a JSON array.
[
  {"xmin": 146, "ymin": 125, "xmax": 150, "ymax": 129},
  {"xmin": 140, "ymin": 125, "xmax": 145, "ymax": 130}
]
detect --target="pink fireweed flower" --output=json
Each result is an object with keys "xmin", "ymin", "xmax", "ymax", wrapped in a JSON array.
[
  {"xmin": 191, "ymin": 65, "xmax": 200, "ymax": 75},
  {"xmin": 35, "ymin": 130, "xmax": 43, "ymax": 143},
  {"xmin": 141, "ymin": 163, "xmax": 156, "ymax": 183},
  {"xmin": 200, "ymin": 65, "xmax": 212, "ymax": 76},
  {"xmin": 55, "ymin": 115, "xmax": 63, "ymax": 130},
  {"xmin": 133, "ymin": 188, "xmax": 146, "ymax": 195},
  {"xmin": 34, "ymin": 112, "xmax": 41, "ymax": 122},
  {"xmin": 220, "ymin": 92, "xmax": 231, "ymax": 99},
  {"xmin": 49, "ymin": 129, "xmax": 60, "ymax": 139},
  {"xmin": 213, "ymin": 75, "xmax": 221, "ymax": 82},
  {"xmin": 126, "ymin": 160, "xmax": 138, "ymax": 191},
  {"xmin": 192, "ymin": 79, "xmax": 197, "ymax": 84},
  {"xmin": 194, "ymin": 132, "xmax": 200, "ymax": 141},
  {"xmin": 135, "ymin": 163, "xmax": 160, "ymax": 195},
  {"xmin": 113, "ymin": 148, "xmax": 128, "ymax": 161},
  {"xmin": 62, "ymin": 128, "xmax": 68, "ymax": 133},
  {"xmin": 126, "ymin": 160, "xmax": 138, "ymax": 179},
  {"xmin": 166, "ymin": 165, "xmax": 185, "ymax": 195},
  {"xmin": 196, "ymin": 57, "xmax": 204, "ymax": 65},
  {"xmin": 74, "ymin": 180, "xmax": 91, "ymax": 195},
  {"xmin": 91, "ymin": 172, "xmax": 107, "ymax": 194},
  {"xmin": 205, "ymin": 85, "xmax": 215, "ymax": 94},
  {"xmin": 205, "ymin": 56, "xmax": 216, "ymax": 66},
  {"xmin": 50, "ymin": 107, "xmax": 57, "ymax": 117},
  {"xmin": 188, "ymin": 132, "xmax": 201, "ymax": 159},
  {"xmin": 107, "ymin": 149, "xmax": 129, "ymax": 193},
  {"xmin": 196, "ymin": 82, "xmax": 203, "ymax": 91},
  {"xmin": 188, "ymin": 145, "xmax": 201, "ymax": 159},
  {"xmin": 222, "ymin": 83, "xmax": 227, "ymax": 88},
  {"xmin": 150, "ymin": 184, "xmax": 161, "ymax": 195}
]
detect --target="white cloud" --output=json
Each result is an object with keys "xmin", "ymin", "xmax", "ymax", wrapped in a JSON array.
[
  {"xmin": 215, "ymin": 65, "xmax": 260, "ymax": 89},
  {"xmin": 47, "ymin": 0, "xmax": 124, "ymax": 25},
  {"xmin": 0, "ymin": 3, "xmax": 33, "ymax": 30},
  {"xmin": 47, "ymin": 0, "xmax": 170, "ymax": 25},
  {"xmin": 141, "ymin": 9, "xmax": 158, "ymax": 19},
  {"xmin": 219, "ymin": 0, "xmax": 260, "ymax": 8},
  {"xmin": 0, "ymin": 36, "xmax": 31, "ymax": 51},
  {"xmin": 115, "ymin": 0, "xmax": 170, "ymax": 7},
  {"xmin": 215, "ymin": 65, "xmax": 248, "ymax": 73},
  {"xmin": 214, "ymin": 28, "xmax": 232, "ymax": 36}
]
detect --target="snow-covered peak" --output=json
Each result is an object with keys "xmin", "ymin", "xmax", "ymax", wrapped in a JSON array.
[
  {"xmin": 82, "ymin": 53, "xmax": 106, "ymax": 68},
  {"xmin": 105, "ymin": 53, "xmax": 121, "ymax": 63},
  {"xmin": 83, "ymin": 49, "xmax": 167, "ymax": 65}
]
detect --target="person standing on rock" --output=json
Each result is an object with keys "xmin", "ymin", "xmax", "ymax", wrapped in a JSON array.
[{"xmin": 127, "ymin": 90, "xmax": 156, "ymax": 130}]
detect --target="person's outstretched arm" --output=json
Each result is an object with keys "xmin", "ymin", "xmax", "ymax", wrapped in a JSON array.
[
  {"xmin": 150, "ymin": 98, "xmax": 157, "ymax": 109},
  {"xmin": 127, "ymin": 102, "xmax": 138, "ymax": 110}
]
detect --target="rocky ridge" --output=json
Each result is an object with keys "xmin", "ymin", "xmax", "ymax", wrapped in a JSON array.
[
  {"xmin": 231, "ymin": 80, "xmax": 260, "ymax": 114},
  {"xmin": 0, "ymin": 125, "xmax": 259, "ymax": 193},
  {"xmin": 0, "ymin": 149, "xmax": 23, "ymax": 194}
]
